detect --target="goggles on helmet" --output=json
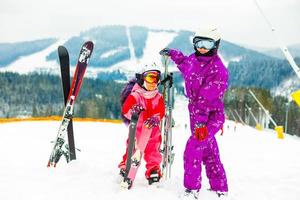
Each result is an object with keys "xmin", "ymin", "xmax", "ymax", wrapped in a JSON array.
[
  {"xmin": 194, "ymin": 38, "xmax": 216, "ymax": 50},
  {"xmin": 142, "ymin": 70, "xmax": 161, "ymax": 84}
]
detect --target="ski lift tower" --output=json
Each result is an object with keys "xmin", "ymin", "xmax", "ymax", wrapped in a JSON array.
[{"xmin": 249, "ymin": 89, "xmax": 284, "ymax": 139}]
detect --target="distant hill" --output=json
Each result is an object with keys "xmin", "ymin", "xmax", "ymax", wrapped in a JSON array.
[
  {"xmin": 1, "ymin": 25, "xmax": 299, "ymax": 97},
  {"xmin": 245, "ymin": 43, "xmax": 300, "ymax": 59},
  {"xmin": 0, "ymin": 38, "xmax": 57, "ymax": 67},
  {"xmin": 0, "ymin": 26, "xmax": 273, "ymax": 69},
  {"xmin": 263, "ymin": 44, "xmax": 300, "ymax": 59}
]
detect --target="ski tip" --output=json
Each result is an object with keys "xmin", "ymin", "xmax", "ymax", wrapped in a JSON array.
[
  {"xmin": 58, "ymin": 45, "xmax": 67, "ymax": 52},
  {"xmin": 83, "ymin": 41, "xmax": 94, "ymax": 51},
  {"xmin": 57, "ymin": 46, "xmax": 69, "ymax": 57},
  {"xmin": 85, "ymin": 41, "xmax": 94, "ymax": 45}
]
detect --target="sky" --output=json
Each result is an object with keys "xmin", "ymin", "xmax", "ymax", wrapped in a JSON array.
[{"xmin": 0, "ymin": 0, "xmax": 299, "ymax": 48}]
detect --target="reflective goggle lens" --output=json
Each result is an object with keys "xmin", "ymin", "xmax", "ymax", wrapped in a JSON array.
[
  {"xmin": 194, "ymin": 39, "xmax": 216, "ymax": 50},
  {"xmin": 143, "ymin": 71, "xmax": 160, "ymax": 84}
]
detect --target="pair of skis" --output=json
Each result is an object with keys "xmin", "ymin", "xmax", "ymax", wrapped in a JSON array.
[
  {"xmin": 160, "ymin": 55, "xmax": 175, "ymax": 180},
  {"xmin": 47, "ymin": 41, "xmax": 94, "ymax": 167}
]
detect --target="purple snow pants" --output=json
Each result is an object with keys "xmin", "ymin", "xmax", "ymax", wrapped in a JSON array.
[{"xmin": 183, "ymin": 107, "xmax": 228, "ymax": 192}]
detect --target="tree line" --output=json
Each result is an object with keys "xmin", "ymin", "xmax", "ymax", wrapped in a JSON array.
[
  {"xmin": 224, "ymin": 87, "xmax": 300, "ymax": 137},
  {"xmin": 0, "ymin": 72, "xmax": 299, "ymax": 136}
]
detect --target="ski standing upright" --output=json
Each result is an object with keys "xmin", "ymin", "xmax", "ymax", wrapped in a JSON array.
[
  {"xmin": 58, "ymin": 46, "xmax": 76, "ymax": 161},
  {"xmin": 120, "ymin": 112, "xmax": 141, "ymax": 189},
  {"xmin": 47, "ymin": 41, "xmax": 94, "ymax": 167},
  {"xmin": 160, "ymin": 55, "xmax": 175, "ymax": 180}
]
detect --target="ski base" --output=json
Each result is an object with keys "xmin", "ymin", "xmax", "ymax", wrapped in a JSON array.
[{"xmin": 120, "ymin": 149, "xmax": 141, "ymax": 189}]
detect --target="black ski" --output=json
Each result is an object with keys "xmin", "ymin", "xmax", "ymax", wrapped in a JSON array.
[
  {"xmin": 120, "ymin": 112, "xmax": 139, "ymax": 189},
  {"xmin": 58, "ymin": 46, "xmax": 76, "ymax": 161}
]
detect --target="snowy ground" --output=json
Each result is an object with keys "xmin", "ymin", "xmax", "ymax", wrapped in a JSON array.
[{"xmin": 1, "ymin": 98, "xmax": 300, "ymax": 200}]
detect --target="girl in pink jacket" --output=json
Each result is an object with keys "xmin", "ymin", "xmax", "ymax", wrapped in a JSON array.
[{"xmin": 118, "ymin": 68, "xmax": 165, "ymax": 186}]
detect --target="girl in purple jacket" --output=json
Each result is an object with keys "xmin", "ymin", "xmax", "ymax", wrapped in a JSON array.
[{"xmin": 160, "ymin": 27, "xmax": 228, "ymax": 199}]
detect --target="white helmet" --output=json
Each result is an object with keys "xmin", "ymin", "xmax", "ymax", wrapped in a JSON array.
[
  {"xmin": 193, "ymin": 26, "xmax": 221, "ymax": 42},
  {"xmin": 139, "ymin": 63, "xmax": 162, "ymax": 74}
]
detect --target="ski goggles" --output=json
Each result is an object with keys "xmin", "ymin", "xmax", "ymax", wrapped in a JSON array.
[
  {"xmin": 194, "ymin": 38, "xmax": 216, "ymax": 50},
  {"xmin": 142, "ymin": 70, "xmax": 161, "ymax": 84}
]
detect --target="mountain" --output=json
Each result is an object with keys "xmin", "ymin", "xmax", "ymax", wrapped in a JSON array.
[
  {"xmin": 45, "ymin": 26, "xmax": 272, "ymax": 67},
  {"xmin": 0, "ymin": 25, "xmax": 273, "ymax": 71},
  {"xmin": 0, "ymin": 25, "xmax": 299, "ymax": 96},
  {"xmin": 244, "ymin": 43, "xmax": 300, "ymax": 59},
  {"xmin": 228, "ymin": 57, "xmax": 300, "ymax": 92},
  {"xmin": 0, "ymin": 38, "xmax": 57, "ymax": 67},
  {"xmin": 263, "ymin": 44, "xmax": 300, "ymax": 59}
]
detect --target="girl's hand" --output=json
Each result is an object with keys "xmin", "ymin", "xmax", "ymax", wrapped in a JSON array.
[{"xmin": 144, "ymin": 116, "xmax": 160, "ymax": 129}]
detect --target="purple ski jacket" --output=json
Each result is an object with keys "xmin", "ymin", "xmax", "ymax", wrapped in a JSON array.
[{"xmin": 169, "ymin": 49, "xmax": 228, "ymax": 136}]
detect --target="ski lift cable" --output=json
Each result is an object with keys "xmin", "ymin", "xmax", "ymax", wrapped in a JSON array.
[{"xmin": 253, "ymin": 0, "xmax": 300, "ymax": 79}]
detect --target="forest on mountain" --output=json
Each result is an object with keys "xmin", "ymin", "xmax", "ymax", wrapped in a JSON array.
[{"xmin": 0, "ymin": 72, "xmax": 299, "ymax": 136}]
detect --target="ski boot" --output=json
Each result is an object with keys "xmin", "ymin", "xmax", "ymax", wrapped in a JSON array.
[
  {"xmin": 216, "ymin": 191, "xmax": 228, "ymax": 198},
  {"xmin": 120, "ymin": 177, "xmax": 133, "ymax": 189},
  {"xmin": 116, "ymin": 168, "xmax": 126, "ymax": 183},
  {"xmin": 119, "ymin": 169, "xmax": 126, "ymax": 178},
  {"xmin": 182, "ymin": 188, "xmax": 199, "ymax": 200},
  {"xmin": 208, "ymin": 189, "xmax": 228, "ymax": 198},
  {"xmin": 147, "ymin": 170, "xmax": 161, "ymax": 185}
]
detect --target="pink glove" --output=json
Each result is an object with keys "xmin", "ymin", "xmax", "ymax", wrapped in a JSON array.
[{"xmin": 131, "ymin": 104, "xmax": 144, "ymax": 115}]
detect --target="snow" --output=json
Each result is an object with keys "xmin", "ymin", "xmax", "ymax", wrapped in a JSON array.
[
  {"xmin": 67, "ymin": 29, "xmax": 177, "ymax": 78},
  {"xmin": 271, "ymin": 74, "xmax": 300, "ymax": 98},
  {"xmin": 0, "ymin": 39, "xmax": 67, "ymax": 74},
  {"xmin": 105, "ymin": 30, "xmax": 177, "ymax": 77},
  {"xmin": 0, "ymin": 30, "xmax": 177, "ymax": 79},
  {"xmin": 83, "ymin": 30, "xmax": 177, "ymax": 79},
  {"xmin": 126, "ymin": 26, "xmax": 138, "ymax": 62},
  {"xmin": 0, "ymin": 97, "xmax": 300, "ymax": 200},
  {"xmin": 99, "ymin": 47, "xmax": 128, "ymax": 59}
]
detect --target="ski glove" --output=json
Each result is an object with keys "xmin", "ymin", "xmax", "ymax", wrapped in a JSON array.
[
  {"xmin": 131, "ymin": 104, "xmax": 144, "ymax": 115},
  {"xmin": 144, "ymin": 116, "xmax": 160, "ymax": 129},
  {"xmin": 194, "ymin": 123, "xmax": 209, "ymax": 141},
  {"xmin": 159, "ymin": 48, "xmax": 170, "ymax": 56},
  {"xmin": 160, "ymin": 74, "xmax": 173, "ymax": 88}
]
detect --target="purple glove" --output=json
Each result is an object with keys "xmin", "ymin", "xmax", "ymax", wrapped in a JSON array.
[
  {"xmin": 131, "ymin": 104, "xmax": 144, "ymax": 115},
  {"xmin": 144, "ymin": 116, "xmax": 160, "ymax": 129}
]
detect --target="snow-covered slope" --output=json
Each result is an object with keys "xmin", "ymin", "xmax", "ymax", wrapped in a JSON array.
[
  {"xmin": 0, "ymin": 39, "xmax": 67, "ymax": 74},
  {"xmin": 84, "ymin": 29, "xmax": 177, "ymax": 78},
  {"xmin": 0, "ymin": 30, "xmax": 177, "ymax": 78},
  {"xmin": 0, "ymin": 98, "xmax": 300, "ymax": 200},
  {"xmin": 271, "ymin": 74, "xmax": 300, "ymax": 98}
]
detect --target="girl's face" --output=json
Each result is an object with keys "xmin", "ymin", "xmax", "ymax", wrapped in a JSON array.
[
  {"xmin": 197, "ymin": 47, "xmax": 210, "ymax": 54},
  {"xmin": 142, "ymin": 70, "xmax": 160, "ymax": 91},
  {"xmin": 144, "ymin": 81, "xmax": 158, "ymax": 91}
]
